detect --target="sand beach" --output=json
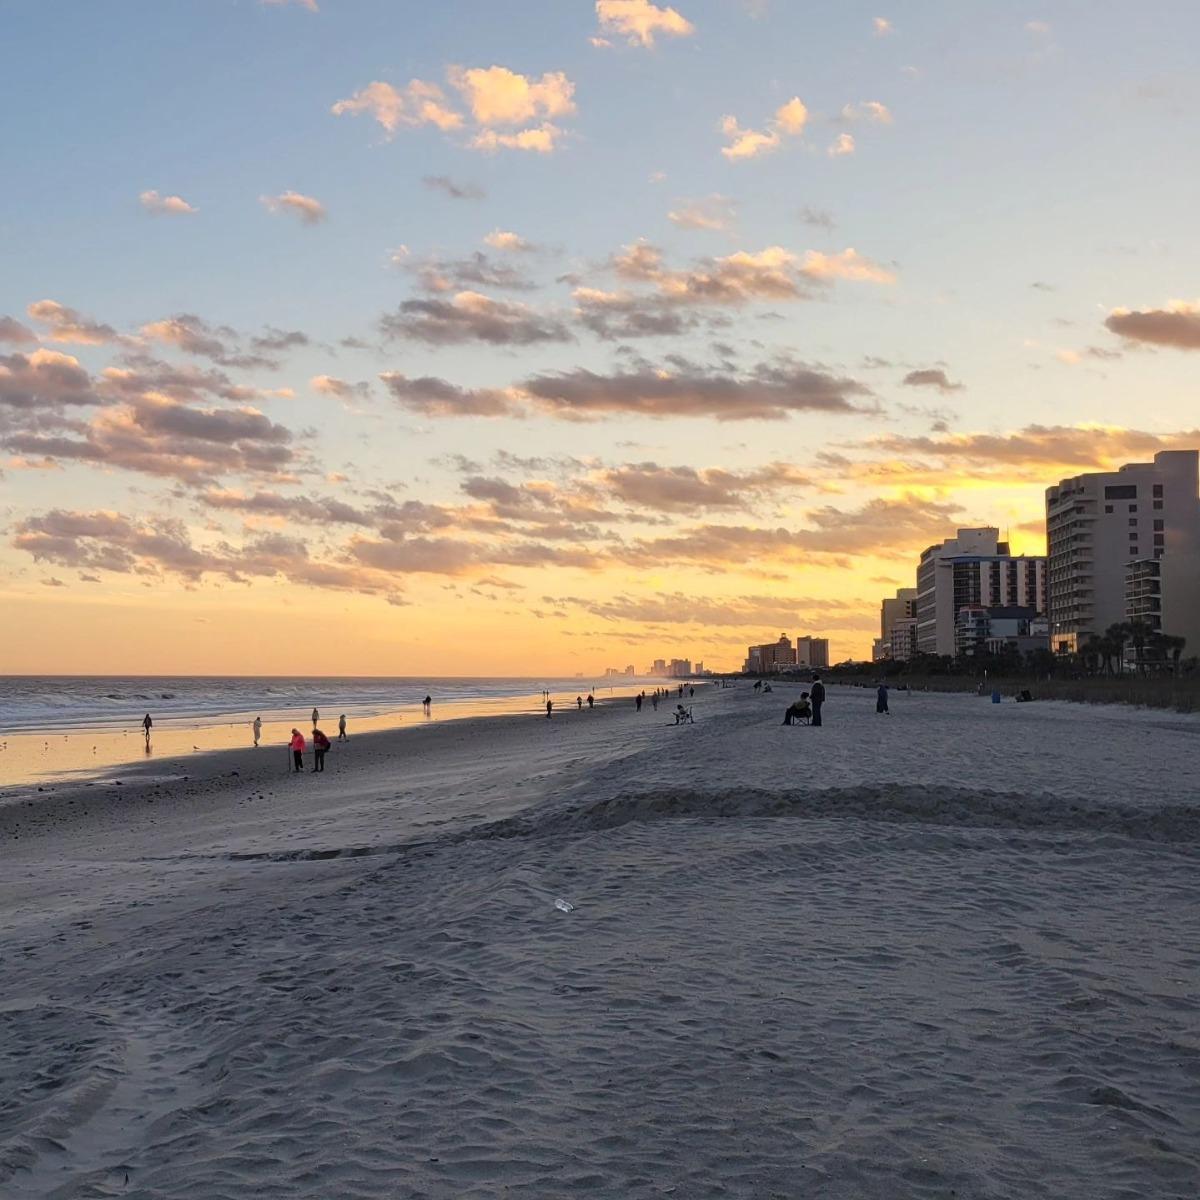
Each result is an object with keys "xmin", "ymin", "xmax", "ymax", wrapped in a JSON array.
[{"xmin": 2, "ymin": 685, "xmax": 1199, "ymax": 1198}]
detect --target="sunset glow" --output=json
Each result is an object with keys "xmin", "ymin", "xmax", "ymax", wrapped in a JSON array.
[{"xmin": 3, "ymin": 1, "xmax": 1198, "ymax": 674}]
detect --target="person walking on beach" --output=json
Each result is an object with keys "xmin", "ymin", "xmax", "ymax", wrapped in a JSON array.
[
  {"xmin": 252, "ymin": 716, "xmax": 262, "ymax": 747},
  {"xmin": 423, "ymin": 695, "xmax": 432, "ymax": 714},
  {"xmin": 142, "ymin": 713, "xmax": 153, "ymax": 738},
  {"xmin": 652, "ymin": 693, "xmax": 659, "ymax": 711},
  {"xmin": 311, "ymin": 707, "xmax": 319, "ymax": 729},
  {"xmin": 587, "ymin": 693, "xmax": 594, "ymax": 709},
  {"xmin": 810, "ymin": 674, "xmax": 826, "ymax": 727},
  {"xmin": 546, "ymin": 699, "xmax": 553, "ymax": 718},
  {"xmin": 311, "ymin": 727, "xmax": 330, "ymax": 772},
  {"xmin": 577, "ymin": 695, "xmax": 583, "ymax": 710},
  {"xmin": 876, "ymin": 683, "xmax": 889, "ymax": 715},
  {"xmin": 338, "ymin": 714, "xmax": 347, "ymax": 741},
  {"xmin": 636, "ymin": 693, "xmax": 643, "ymax": 712},
  {"xmin": 289, "ymin": 728, "xmax": 306, "ymax": 772}
]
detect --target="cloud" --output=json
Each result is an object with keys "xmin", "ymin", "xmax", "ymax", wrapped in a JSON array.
[
  {"xmin": 382, "ymin": 357, "xmax": 870, "ymax": 422},
  {"xmin": 623, "ymin": 494, "xmax": 964, "ymax": 568},
  {"xmin": 847, "ymin": 424, "xmax": 1200, "ymax": 482},
  {"xmin": 1105, "ymin": 301, "xmax": 1200, "ymax": 350},
  {"xmin": 596, "ymin": 461, "xmax": 810, "ymax": 509},
  {"xmin": 260, "ymin": 191, "xmax": 327, "ymax": 224},
  {"xmin": 572, "ymin": 287, "xmax": 698, "ymax": 340},
  {"xmin": 423, "ymin": 175, "xmax": 486, "ymax": 200},
  {"xmin": 0, "ymin": 316, "xmax": 37, "ymax": 345},
  {"xmin": 6, "ymin": 391, "xmax": 296, "ymax": 484},
  {"xmin": 720, "ymin": 97, "xmax": 807, "ymax": 160},
  {"xmin": 262, "ymin": 0, "xmax": 318, "ymax": 10},
  {"xmin": 448, "ymin": 65, "xmax": 576, "ymax": 126},
  {"xmin": 553, "ymin": 590, "xmax": 872, "ymax": 631},
  {"xmin": 140, "ymin": 314, "xmax": 277, "ymax": 370},
  {"xmin": 27, "ymin": 300, "xmax": 119, "ymax": 345},
  {"xmin": 484, "ymin": 229, "xmax": 536, "ymax": 252},
  {"xmin": 798, "ymin": 207, "xmax": 835, "ymax": 230},
  {"xmin": 380, "ymin": 373, "xmax": 520, "ymax": 417},
  {"xmin": 902, "ymin": 368, "xmax": 963, "ymax": 392},
  {"xmin": 0, "ymin": 348, "xmax": 97, "ymax": 411},
  {"xmin": 399, "ymin": 250, "xmax": 537, "ymax": 293},
  {"xmin": 331, "ymin": 80, "xmax": 463, "ymax": 135},
  {"xmin": 311, "ymin": 374, "xmax": 370, "ymax": 401},
  {"xmin": 800, "ymin": 248, "xmax": 895, "ymax": 283},
  {"xmin": 873, "ymin": 16, "xmax": 893, "ymax": 35},
  {"xmin": 667, "ymin": 194, "xmax": 736, "ymax": 232},
  {"xmin": 139, "ymin": 190, "xmax": 198, "ymax": 216},
  {"xmin": 594, "ymin": 0, "xmax": 695, "ymax": 46},
  {"xmin": 828, "ymin": 132, "xmax": 856, "ymax": 157},
  {"xmin": 379, "ymin": 291, "xmax": 572, "ymax": 345},
  {"xmin": 469, "ymin": 123, "xmax": 566, "ymax": 154},
  {"xmin": 521, "ymin": 359, "xmax": 872, "ymax": 421},
  {"xmin": 200, "ymin": 488, "xmax": 375, "ymax": 526},
  {"xmin": 840, "ymin": 101, "xmax": 893, "ymax": 124}
]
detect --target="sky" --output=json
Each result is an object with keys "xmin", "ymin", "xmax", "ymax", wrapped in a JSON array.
[{"xmin": 2, "ymin": 0, "xmax": 1199, "ymax": 676}]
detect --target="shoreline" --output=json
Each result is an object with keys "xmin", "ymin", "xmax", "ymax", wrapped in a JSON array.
[{"xmin": 0, "ymin": 679, "xmax": 691, "ymax": 790}]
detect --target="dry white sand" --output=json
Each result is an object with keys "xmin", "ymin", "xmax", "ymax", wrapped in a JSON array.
[{"xmin": 2, "ymin": 686, "xmax": 1199, "ymax": 1198}]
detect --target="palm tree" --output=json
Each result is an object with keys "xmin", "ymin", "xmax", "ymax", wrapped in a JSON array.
[
  {"xmin": 1126, "ymin": 620, "xmax": 1154, "ymax": 674},
  {"xmin": 1105, "ymin": 623, "xmax": 1131, "ymax": 675},
  {"xmin": 1160, "ymin": 634, "xmax": 1187, "ymax": 678},
  {"xmin": 1080, "ymin": 636, "xmax": 1103, "ymax": 676}
]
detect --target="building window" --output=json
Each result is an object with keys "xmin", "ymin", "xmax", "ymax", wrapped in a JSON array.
[
  {"xmin": 1154, "ymin": 534, "xmax": 1164, "ymax": 546},
  {"xmin": 1104, "ymin": 504, "xmax": 1114, "ymax": 513},
  {"xmin": 1154, "ymin": 500, "xmax": 1164, "ymax": 510},
  {"xmin": 1105, "ymin": 484, "xmax": 1138, "ymax": 499},
  {"xmin": 1129, "ymin": 518, "xmax": 1138, "ymax": 526},
  {"xmin": 1153, "ymin": 484, "xmax": 1164, "ymax": 497},
  {"xmin": 1155, "ymin": 550, "xmax": 1164, "ymax": 559},
  {"xmin": 1129, "ymin": 504, "xmax": 1137, "ymax": 512}
]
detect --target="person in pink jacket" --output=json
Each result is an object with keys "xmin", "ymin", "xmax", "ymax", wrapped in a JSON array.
[{"xmin": 289, "ymin": 728, "xmax": 306, "ymax": 772}]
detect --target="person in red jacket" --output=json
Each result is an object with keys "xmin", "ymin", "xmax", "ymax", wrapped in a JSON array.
[
  {"xmin": 311, "ymin": 727, "xmax": 331, "ymax": 772},
  {"xmin": 289, "ymin": 728, "xmax": 306, "ymax": 772}
]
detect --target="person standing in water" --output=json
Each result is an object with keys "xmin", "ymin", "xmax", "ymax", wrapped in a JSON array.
[
  {"xmin": 289, "ymin": 728, "xmax": 306, "ymax": 772},
  {"xmin": 252, "ymin": 716, "xmax": 262, "ymax": 747},
  {"xmin": 311, "ymin": 707, "xmax": 319, "ymax": 729},
  {"xmin": 338, "ymin": 714, "xmax": 347, "ymax": 741},
  {"xmin": 576, "ymin": 695, "xmax": 583, "ymax": 710},
  {"xmin": 142, "ymin": 713, "xmax": 153, "ymax": 738},
  {"xmin": 423, "ymin": 695, "xmax": 432, "ymax": 714}
]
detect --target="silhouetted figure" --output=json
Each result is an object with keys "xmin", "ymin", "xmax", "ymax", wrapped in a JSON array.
[
  {"xmin": 782, "ymin": 694, "xmax": 812, "ymax": 725},
  {"xmin": 311, "ymin": 708, "xmax": 319, "ymax": 729},
  {"xmin": 876, "ymin": 684, "xmax": 889, "ymax": 714},
  {"xmin": 635, "ymin": 694, "xmax": 643, "ymax": 712},
  {"xmin": 289, "ymin": 728, "xmax": 306, "ymax": 772},
  {"xmin": 253, "ymin": 716, "xmax": 262, "ymax": 746},
  {"xmin": 312, "ymin": 728, "xmax": 330, "ymax": 772},
  {"xmin": 587, "ymin": 693, "xmax": 594, "ymax": 709},
  {"xmin": 546, "ymin": 699, "xmax": 553, "ymax": 718},
  {"xmin": 423, "ymin": 695, "xmax": 432, "ymax": 714},
  {"xmin": 338, "ymin": 714, "xmax": 347, "ymax": 741},
  {"xmin": 652, "ymin": 694, "xmax": 659, "ymax": 711},
  {"xmin": 142, "ymin": 713, "xmax": 152, "ymax": 737},
  {"xmin": 810, "ymin": 675, "xmax": 826, "ymax": 726},
  {"xmin": 577, "ymin": 695, "xmax": 584, "ymax": 710},
  {"xmin": 689, "ymin": 687, "xmax": 694, "ymax": 698}
]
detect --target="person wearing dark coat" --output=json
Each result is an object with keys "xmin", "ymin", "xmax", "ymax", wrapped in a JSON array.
[{"xmin": 810, "ymin": 674, "xmax": 826, "ymax": 726}]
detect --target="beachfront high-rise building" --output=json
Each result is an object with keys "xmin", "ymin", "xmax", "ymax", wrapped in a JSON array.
[
  {"xmin": 745, "ymin": 635, "xmax": 795, "ymax": 674},
  {"xmin": 890, "ymin": 615, "xmax": 919, "ymax": 661},
  {"xmin": 1046, "ymin": 449, "xmax": 1200, "ymax": 655},
  {"xmin": 915, "ymin": 528, "xmax": 1046, "ymax": 657},
  {"xmin": 876, "ymin": 588, "xmax": 918, "ymax": 660},
  {"xmin": 794, "ymin": 636, "xmax": 830, "ymax": 669},
  {"xmin": 652, "ymin": 658, "xmax": 667, "ymax": 676}
]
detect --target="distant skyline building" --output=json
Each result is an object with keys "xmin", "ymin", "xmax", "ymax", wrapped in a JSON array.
[
  {"xmin": 1046, "ymin": 449, "xmax": 1200, "ymax": 655},
  {"xmin": 954, "ymin": 605, "xmax": 1049, "ymax": 659},
  {"xmin": 915, "ymin": 528, "xmax": 1046, "ymax": 657},
  {"xmin": 794, "ymin": 636, "xmax": 829, "ymax": 669},
  {"xmin": 890, "ymin": 615, "xmax": 919, "ymax": 662},
  {"xmin": 876, "ymin": 587, "xmax": 918, "ymax": 660}
]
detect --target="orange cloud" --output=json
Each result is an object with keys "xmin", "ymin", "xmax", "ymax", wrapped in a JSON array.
[
  {"xmin": 260, "ymin": 191, "xmax": 327, "ymax": 224},
  {"xmin": 331, "ymin": 80, "xmax": 463, "ymax": 134},
  {"xmin": 139, "ymin": 190, "xmax": 198, "ymax": 215},
  {"xmin": 595, "ymin": 0, "xmax": 695, "ymax": 47},
  {"xmin": 720, "ymin": 96, "xmax": 807, "ymax": 160}
]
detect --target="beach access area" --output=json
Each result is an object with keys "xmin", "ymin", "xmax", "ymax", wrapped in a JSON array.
[{"xmin": 2, "ymin": 686, "xmax": 1198, "ymax": 1198}]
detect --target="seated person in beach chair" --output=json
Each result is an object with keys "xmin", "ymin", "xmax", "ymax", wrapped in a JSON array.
[
  {"xmin": 674, "ymin": 704, "xmax": 694, "ymax": 724},
  {"xmin": 1017, "ymin": 688, "xmax": 1034, "ymax": 703},
  {"xmin": 782, "ymin": 692, "xmax": 812, "ymax": 725}
]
